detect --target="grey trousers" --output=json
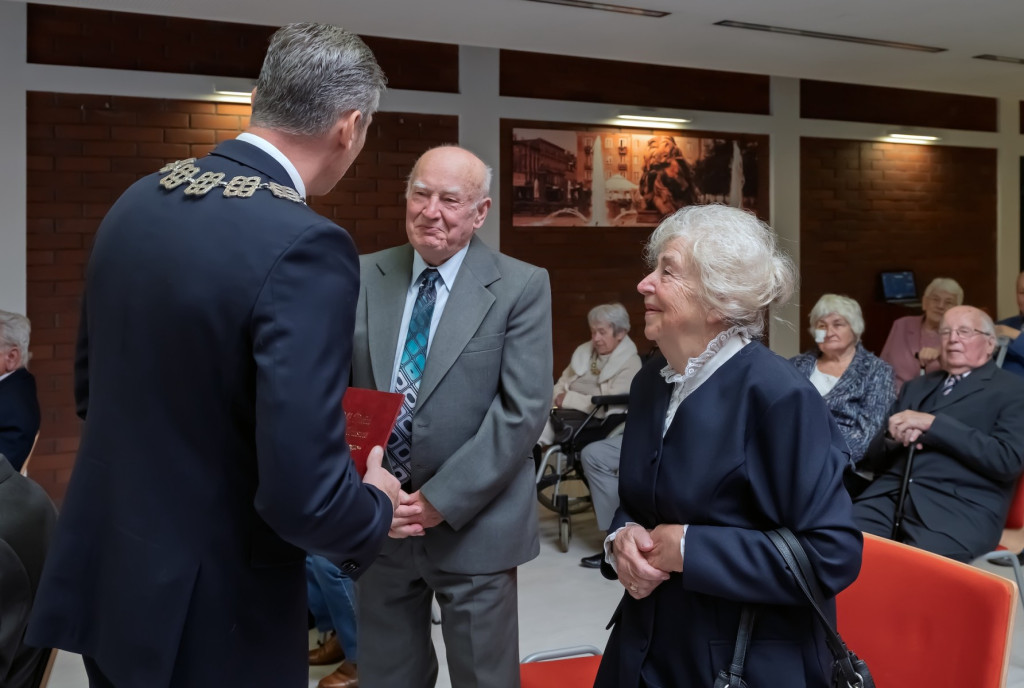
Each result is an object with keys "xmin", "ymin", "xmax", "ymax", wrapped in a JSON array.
[
  {"xmin": 580, "ymin": 435, "xmax": 623, "ymax": 532},
  {"xmin": 356, "ymin": 537, "xmax": 521, "ymax": 688}
]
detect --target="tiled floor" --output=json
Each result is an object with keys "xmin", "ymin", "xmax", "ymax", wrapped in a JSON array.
[{"xmin": 44, "ymin": 508, "xmax": 1024, "ymax": 687}]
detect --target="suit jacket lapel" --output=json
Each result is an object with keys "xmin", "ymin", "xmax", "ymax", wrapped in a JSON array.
[
  {"xmin": 928, "ymin": 361, "xmax": 995, "ymax": 413},
  {"xmin": 365, "ymin": 246, "xmax": 415, "ymax": 392},
  {"xmin": 416, "ymin": 237, "xmax": 498, "ymax": 408}
]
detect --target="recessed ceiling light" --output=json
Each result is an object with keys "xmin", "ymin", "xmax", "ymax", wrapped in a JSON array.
[
  {"xmin": 714, "ymin": 20, "xmax": 946, "ymax": 53},
  {"xmin": 885, "ymin": 133, "xmax": 941, "ymax": 144},
  {"xmin": 974, "ymin": 54, "xmax": 1024, "ymax": 66},
  {"xmin": 523, "ymin": 0, "xmax": 669, "ymax": 18},
  {"xmin": 618, "ymin": 114, "xmax": 691, "ymax": 124}
]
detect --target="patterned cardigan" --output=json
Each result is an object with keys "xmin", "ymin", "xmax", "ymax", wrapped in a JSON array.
[{"xmin": 790, "ymin": 343, "xmax": 896, "ymax": 464}]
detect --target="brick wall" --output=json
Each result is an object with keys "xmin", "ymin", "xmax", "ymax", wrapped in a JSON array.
[
  {"xmin": 800, "ymin": 138, "xmax": 998, "ymax": 355},
  {"xmin": 26, "ymin": 90, "xmax": 455, "ymax": 502}
]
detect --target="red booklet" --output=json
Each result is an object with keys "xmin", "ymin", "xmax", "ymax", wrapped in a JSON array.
[{"xmin": 342, "ymin": 387, "xmax": 404, "ymax": 476}]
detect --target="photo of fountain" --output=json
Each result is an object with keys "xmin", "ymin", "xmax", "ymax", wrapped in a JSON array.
[{"xmin": 511, "ymin": 127, "xmax": 763, "ymax": 228}]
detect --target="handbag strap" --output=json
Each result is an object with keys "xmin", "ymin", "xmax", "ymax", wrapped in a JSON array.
[
  {"xmin": 722, "ymin": 605, "xmax": 757, "ymax": 687},
  {"xmin": 766, "ymin": 528, "xmax": 861, "ymax": 686}
]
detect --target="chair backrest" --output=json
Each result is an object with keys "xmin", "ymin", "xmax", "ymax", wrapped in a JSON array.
[
  {"xmin": 19, "ymin": 430, "xmax": 41, "ymax": 477},
  {"xmin": 520, "ymin": 655, "xmax": 601, "ymax": 688},
  {"xmin": 838, "ymin": 533, "xmax": 1017, "ymax": 688},
  {"xmin": 1004, "ymin": 475, "xmax": 1024, "ymax": 530}
]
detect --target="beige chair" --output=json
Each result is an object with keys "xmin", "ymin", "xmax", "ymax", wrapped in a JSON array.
[{"xmin": 19, "ymin": 430, "xmax": 40, "ymax": 477}]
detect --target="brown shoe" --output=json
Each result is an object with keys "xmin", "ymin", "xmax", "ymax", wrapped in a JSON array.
[
  {"xmin": 318, "ymin": 661, "xmax": 358, "ymax": 688},
  {"xmin": 308, "ymin": 632, "xmax": 345, "ymax": 666}
]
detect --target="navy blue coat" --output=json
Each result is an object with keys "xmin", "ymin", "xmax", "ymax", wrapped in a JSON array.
[
  {"xmin": 0, "ymin": 367, "xmax": 40, "ymax": 472},
  {"xmin": 998, "ymin": 314, "xmax": 1024, "ymax": 378},
  {"xmin": 26, "ymin": 140, "xmax": 393, "ymax": 688},
  {"xmin": 596, "ymin": 343, "xmax": 862, "ymax": 688}
]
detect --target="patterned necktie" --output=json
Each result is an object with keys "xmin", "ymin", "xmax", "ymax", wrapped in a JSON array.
[
  {"xmin": 941, "ymin": 374, "xmax": 962, "ymax": 396},
  {"xmin": 387, "ymin": 268, "xmax": 441, "ymax": 485}
]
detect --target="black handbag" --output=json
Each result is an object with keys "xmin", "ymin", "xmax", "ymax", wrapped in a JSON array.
[
  {"xmin": 713, "ymin": 606, "xmax": 756, "ymax": 688},
  {"xmin": 766, "ymin": 528, "xmax": 874, "ymax": 688}
]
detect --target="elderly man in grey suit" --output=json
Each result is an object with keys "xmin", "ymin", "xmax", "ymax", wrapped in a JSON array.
[{"xmin": 352, "ymin": 145, "xmax": 552, "ymax": 687}]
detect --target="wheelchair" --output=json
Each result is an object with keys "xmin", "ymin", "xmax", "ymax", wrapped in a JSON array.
[{"xmin": 534, "ymin": 394, "xmax": 628, "ymax": 552}]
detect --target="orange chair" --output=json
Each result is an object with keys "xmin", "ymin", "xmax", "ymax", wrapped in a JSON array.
[
  {"xmin": 838, "ymin": 533, "xmax": 1017, "ymax": 688},
  {"xmin": 979, "ymin": 477, "xmax": 1024, "ymax": 611},
  {"xmin": 519, "ymin": 646, "xmax": 601, "ymax": 688}
]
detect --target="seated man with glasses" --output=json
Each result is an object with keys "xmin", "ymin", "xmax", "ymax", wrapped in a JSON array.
[{"xmin": 852, "ymin": 305, "xmax": 1024, "ymax": 562}]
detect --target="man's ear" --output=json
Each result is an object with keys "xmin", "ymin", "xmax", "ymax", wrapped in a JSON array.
[
  {"xmin": 336, "ymin": 110, "xmax": 363, "ymax": 149},
  {"xmin": 472, "ymin": 197, "xmax": 492, "ymax": 229}
]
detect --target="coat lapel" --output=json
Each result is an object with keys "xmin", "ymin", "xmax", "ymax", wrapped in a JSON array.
[
  {"xmin": 365, "ymin": 246, "xmax": 414, "ymax": 392},
  {"xmin": 928, "ymin": 361, "xmax": 995, "ymax": 413},
  {"xmin": 416, "ymin": 237, "xmax": 498, "ymax": 408}
]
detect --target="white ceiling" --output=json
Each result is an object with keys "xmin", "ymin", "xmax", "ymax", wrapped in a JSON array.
[{"xmin": 22, "ymin": 0, "xmax": 1024, "ymax": 100}]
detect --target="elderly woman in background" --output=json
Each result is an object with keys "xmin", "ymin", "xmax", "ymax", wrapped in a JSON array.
[
  {"xmin": 595, "ymin": 205, "xmax": 861, "ymax": 688},
  {"xmin": 537, "ymin": 303, "xmax": 642, "ymax": 445},
  {"xmin": 790, "ymin": 294, "xmax": 895, "ymax": 465},
  {"xmin": 881, "ymin": 277, "xmax": 963, "ymax": 389}
]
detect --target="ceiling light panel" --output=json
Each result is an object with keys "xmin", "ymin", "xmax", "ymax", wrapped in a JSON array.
[
  {"xmin": 714, "ymin": 20, "xmax": 946, "ymax": 53},
  {"xmin": 523, "ymin": 0, "xmax": 669, "ymax": 18}
]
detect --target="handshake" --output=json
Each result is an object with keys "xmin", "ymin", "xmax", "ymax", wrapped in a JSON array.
[{"xmin": 361, "ymin": 446, "xmax": 444, "ymax": 539}]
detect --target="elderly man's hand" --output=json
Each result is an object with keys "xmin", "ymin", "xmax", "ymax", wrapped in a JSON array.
[
  {"xmin": 888, "ymin": 409, "xmax": 935, "ymax": 447},
  {"xmin": 996, "ymin": 324, "xmax": 1020, "ymax": 341},
  {"xmin": 388, "ymin": 490, "xmax": 444, "ymax": 538},
  {"xmin": 612, "ymin": 524, "xmax": 671, "ymax": 600},
  {"xmin": 643, "ymin": 524, "xmax": 685, "ymax": 573},
  {"xmin": 917, "ymin": 346, "xmax": 941, "ymax": 367}
]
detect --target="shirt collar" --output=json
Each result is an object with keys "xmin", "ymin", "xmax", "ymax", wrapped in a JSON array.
[
  {"xmin": 236, "ymin": 132, "xmax": 306, "ymax": 198},
  {"xmin": 660, "ymin": 326, "xmax": 750, "ymax": 389},
  {"xmin": 411, "ymin": 244, "xmax": 469, "ymax": 293}
]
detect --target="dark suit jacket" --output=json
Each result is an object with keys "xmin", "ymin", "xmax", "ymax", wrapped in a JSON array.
[
  {"xmin": 0, "ymin": 455, "xmax": 57, "ymax": 688},
  {"xmin": 595, "ymin": 344, "xmax": 862, "ymax": 688},
  {"xmin": 856, "ymin": 360, "xmax": 1024, "ymax": 558},
  {"xmin": 0, "ymin": 368, "xmax": 41, "ymax": 472},
  {"xmin": 352, "ymin": 237, "xmax": 552, "ymax": 573},
  {"xmin": 26, "ymin": 140, "xmax": 393, "ymax": 688},
  {"xmin": 998, "ymin": 314, "xmax": 1024, "ymax": 378}
]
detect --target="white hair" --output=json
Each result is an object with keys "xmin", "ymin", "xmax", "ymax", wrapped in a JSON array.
[
  {"xmin": 644, "ymin": 204, "xmax": 796, "ymax": 339},
  {"xmin": 808, "ymin": 294, "xmax": 865, "ymax": 340},
  {"xmin": 0, "ymin": 310, "xmax": 31, "ymax": 367},
  {"xmin": 923, "ymin": 277, "xmax": 964, "ymax": 305},
  {"xmin": 405, "ymin": 145, "xmax": 493, "ymax": 203},
  {"xmin": 588, "ymin": 303, "xmax": 630, "ymax": 334}
]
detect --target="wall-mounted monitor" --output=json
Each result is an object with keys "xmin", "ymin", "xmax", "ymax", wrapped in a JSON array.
[{"xmin": 880, "ymin": 270, "xmax": 918, "ymax": 303}]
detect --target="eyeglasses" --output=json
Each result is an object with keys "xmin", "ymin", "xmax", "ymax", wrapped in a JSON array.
[{"xmin": 937, "ymin": 327, "xmax": 992, "ymax": 340}]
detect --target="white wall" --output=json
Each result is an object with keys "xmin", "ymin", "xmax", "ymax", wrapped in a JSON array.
[
  {"xmin": 3, "ymin": 7, "xmax": 1022, "ymax": 354},
  {"xmin": 0, "ymin": 2, "xmax": 27, "ymax": 314}
]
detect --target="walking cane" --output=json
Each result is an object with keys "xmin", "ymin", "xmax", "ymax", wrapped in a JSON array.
[{"xmin": 891, "ymin": 444, "xmax": 917, "ymax": 541}]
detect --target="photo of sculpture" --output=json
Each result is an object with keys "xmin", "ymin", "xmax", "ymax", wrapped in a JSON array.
[{"xmin": 511, "ymin": 127, "xmax": 763, "ymax": 227}]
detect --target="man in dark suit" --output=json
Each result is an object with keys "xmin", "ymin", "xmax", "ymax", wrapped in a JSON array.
[
  {"xmin": 26, "ymin": 23, "xmax": 399, "ymax": 688},
  {"xmin": 351, "ymin": 146, "xmax": 552, "ymax": 687},
  {"xmin": 0, "ymin": 311, "xmax": 41, "ymax": 473},
  {"xmin": 0, "ymin": 454, "xmax": 57, "ymax": 688},
  {"xmin": 854, "ymin": 305, "xmax": 1024, "ymax": 562},
  {"xmin": 994, "ymin": 270, "xmax": 1024, "ymax": 377}
]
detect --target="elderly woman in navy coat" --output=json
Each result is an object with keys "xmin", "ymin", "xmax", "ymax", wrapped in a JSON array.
[
  {"xmin": 790, "ymin": 294, "xmax": 896, "ymax": 465},
  {"xmin": 595, "ymin": 205, "xmax": 862, "ymax": 688}
]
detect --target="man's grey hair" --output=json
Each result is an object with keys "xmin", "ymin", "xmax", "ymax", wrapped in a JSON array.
[
  {"xmin": 0, "ymin": 310, "xmax": 31, "ymax": 367},
  {"xmin": 405, "ymin": 145, "xmax": 493, "ymax": 203},
  {"xmin": 250, "ymin": 23, "xmax": 386, "ymax": 137},
  {"xmin": 808, "ymin": 294, "xmax": 865, "ymax": 340},
  {"xmin": 588, "ymin": 303, "xmax": 631, "ymax": 335},
  {"xmin": 644, "ymin": 204, "xmax": 796, "ymax": 339}
]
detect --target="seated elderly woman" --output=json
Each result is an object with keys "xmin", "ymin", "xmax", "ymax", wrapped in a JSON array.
[
  {"xmin": 881, "ymin": 277, "xmax": 963, "ymax": 390},
  {"xmin": 595, "ymin": 205, "xmax": 861, "ymax": 688},
  {"xmin": 790, "ymin": 294, "xmax": 895, "ymax": 466},
  {"xmin": 536, "ymin": 303, "xmax": 642, "ymax": 445}
]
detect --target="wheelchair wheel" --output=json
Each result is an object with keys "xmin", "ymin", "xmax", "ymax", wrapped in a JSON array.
[{"xmin": 559, "ymin": 516, "xmax": 571, "ymax": 553}]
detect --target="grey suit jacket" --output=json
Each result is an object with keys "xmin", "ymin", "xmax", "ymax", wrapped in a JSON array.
[{"xmin": 352, "ymin": 236, "xmax": 552, "ymax": 574}]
